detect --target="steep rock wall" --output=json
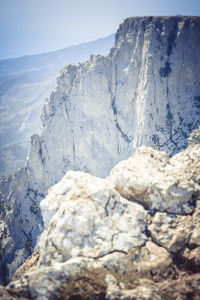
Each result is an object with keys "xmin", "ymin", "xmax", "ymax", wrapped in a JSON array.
[
  {"xmin": 0, "ymin": 34, "xmax": 114, "ymax": 177},
  {"xmin": 0, "ymin": 16, "xmax": 200, "ymax": 284},
  {"xmin": 27, "ymin": 16, "xmax": 200, "ymax": 192}
]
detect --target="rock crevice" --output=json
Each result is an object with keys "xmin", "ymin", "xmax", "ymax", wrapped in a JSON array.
[{"xmin": 1, "ymin": 144, "xmax": 199, "ymax": 299}]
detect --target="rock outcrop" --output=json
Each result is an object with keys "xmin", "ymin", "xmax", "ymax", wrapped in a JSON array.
[
  {"xmin": 0, "ymin": 16, "xmax": 200, "ymax": 284},
  {"xmin": 1, "ymin": 144, "xmax": 200, "ymax": 299}
]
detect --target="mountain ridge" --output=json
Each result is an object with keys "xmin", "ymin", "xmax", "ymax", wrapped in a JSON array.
[
  {"xmin": 0, "ymin": 34, "xmax": 115, "ymax": 76},
  {"xmin": 0, "ymin": 34, "xmax": 115, "ymax": 176}
]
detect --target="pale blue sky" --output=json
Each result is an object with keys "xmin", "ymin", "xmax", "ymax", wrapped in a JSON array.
[{"xmin": 0, "ymin": 0, "xmax": 199, "ymax": 60}]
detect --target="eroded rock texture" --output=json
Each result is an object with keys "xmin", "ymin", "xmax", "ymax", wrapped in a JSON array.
[
  {"xmin": 28, "ymin": 16, "xmax": 200, "ymax": 188},
  {"xmin": 2, "ymin": 144, "xmax": 200, "ymax": 299},
  {"xmin": 0, "ymin": 16, "xmax": 200, "ymax": 284},
  {"xmin": 0, "ymin": 34, "xmax": 114, "ymax": 177}
]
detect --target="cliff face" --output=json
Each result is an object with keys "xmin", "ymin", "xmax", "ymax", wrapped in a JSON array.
[
  {"xmin": 0, "ymin": 16, "xmax": 200, "ymax": 284},
  {"xmin": 27, "ymin": 16, "xmax": 200, "ymax": 191},
  {"xmin": 0, "ymin": 34, "xmax": 114, "ymax": 177}
]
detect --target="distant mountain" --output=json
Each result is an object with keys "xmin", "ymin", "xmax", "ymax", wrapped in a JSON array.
[{"xmin": 0, "ymin": 34, "xmax": 115, "ymax": 176}]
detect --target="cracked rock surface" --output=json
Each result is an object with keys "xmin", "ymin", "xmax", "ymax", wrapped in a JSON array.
[
  {"xmin": 0, "ymin": 15, "xmax": 200, "ymax": 285},
  {"xmin": 39, "ymin": 171, "xmax": 147, "ymax": 264},
  {"xmin": 1, "ymin": 144, "xmax": 200, "ymax": 299},
  {"xmin": 110, "ymin": 145, "xmax": 200, "ymax": 214}
]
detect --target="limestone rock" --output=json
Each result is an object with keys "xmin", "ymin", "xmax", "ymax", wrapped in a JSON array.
[
  {"xmin": 0, "ymin": 34, "xmax": 115, "ymax": 177},
  {"xmin": 106, "ymin": 274, "xmax": 200, "ymax": 300},
  {"xmin": 1, "ymin": 16, "xmax": 200, "ymax": 284},
  {"xmin": 0, "ymin": 167, "xmax": 44, "ymax": 284},
  {"xmin": 106, "ymin": 278, "xmax": 161, "ymax": 300},
  {"xmin": 0, "ymin": 144, "xmax": 199, "ymax": 299},
  {"xmin": 188, "ymin": 124, "xmax": 200, "ymax": 145},
  {"xmin": 148, "ymin": 212, "xmax": 192, "ymax": 253},
  {"xmin": 10, "ymin": 252, "xmax": 39, "ymax": 283},
  {"xmin": 28, "ymin": 16, "xmax": 200, "ymax": 191},
  {"xmin": 148, "ymin": 200, "xmax": 200, "ymax": 256},
  {"xmin": 110, "ymin": 145, "xmax": 200, "ymax": 213},
  {"xmin": 39, "ymin": 171, "xmax": 147, "ymax": 265}
]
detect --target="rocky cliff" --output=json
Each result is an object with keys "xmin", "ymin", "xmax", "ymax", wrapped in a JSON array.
[
  {"xmin": 0, "ymin": 34, "xmax": 114, "ymax": 177},
  {"xmin": 0, "ymin": 16, "xmax": 200, "ymax": 285},
  {"xmin": 1, "ymin": 143, "xmax": 200, "ymax": 299}
]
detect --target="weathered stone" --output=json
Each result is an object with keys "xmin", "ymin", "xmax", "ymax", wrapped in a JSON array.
[
  {"xmin": 106, "ymin": 278, "xmax": 161, "ymax": 300},
  {"xmin": 187, "ymin": 247, "xmax": 200, "ymax": 269},
  {"xmin": 98, "ymin": 240, "xmax": 173, "ymax": 280},
  {"xmin": 148, "ymin": 200, "xmax": 200, "ymax": 261},
  {"xmin": 148, "ymin": 212, "xmax": 192, "ymax": 253},
  {"xmin": 0, "ymin": 144, "xmax": 199, "ymax": 298},
  {"xmin": 1, "ymin": 15, "xmax": 200, "ymax": 286},
  {"xmin": 106, "ymin": 274, "xmax": 200, "ymax": 300},
  {"xmin": 188, "ymin": 124, "xmax": 200, "ymax": 145},
  {"xmin": 189, "ymin": 200, "xmax": 200, "ymax": 248},
  {"xmin": 158, "ymin": 273, "xmax": 200, "ymax": 300},
  {"xmin": 110, "ymin": 145, "xmax": 200, "ymax": 213},
  {"xmin": 10, "ymin": 252, "xmax": 39, "ymax": 283},
  {"xmin": 39, "ymin": 171, "xmax": 147, "ymax": 265},
  {"xmin": 0, "ymin": 34, "xmax": 114, "ymax": 177}
]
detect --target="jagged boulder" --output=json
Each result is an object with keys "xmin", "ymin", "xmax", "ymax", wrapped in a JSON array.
[
  {"xmin": 1, "ymin": 145, "xmax": 199, "ymax": 299},
  {"xmin": 110, "ymin": 145, "xmax": 200, "ymax": 214},
  {"xmin": 39, "ymin": 171, "xmax": 147, "ymax": 264}
]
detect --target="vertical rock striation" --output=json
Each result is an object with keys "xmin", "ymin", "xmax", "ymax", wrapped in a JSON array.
[
  {"xmin": 26, "ymin": 17, "xmax": 200, "ymax": 190},
  {"xmin": 0, "ymin": 16, "xmax": 200, "ymax": 284}
]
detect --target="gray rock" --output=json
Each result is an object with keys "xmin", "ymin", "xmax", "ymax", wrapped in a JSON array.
[
  {"xmin": 0, "ymin": 34, "xmax": 115, "ymax": 177},
  {"xmin": 38, "ymin": 171, "xmax": 147, "ymax": 265},
  {"xmin": 0, "ymin": 16, "xmax": 200, "ymax": 284},
  {"xmin": 188, "ymin": 124, "xmax": 200, "ymax": 145},
  {"xmin": 1, "ymin": 144, "xmax": 199, "ymax": 299},
  {"xmin": 110, "ymin": 144, "xmax": 200, "ymax": 214}
]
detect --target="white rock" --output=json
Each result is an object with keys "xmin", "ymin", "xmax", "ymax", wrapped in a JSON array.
[
  {"xmin": 148, "ymin": 212, "xmax": 193, "ymax": 253},
  {"xmin": 110, "ymin": 145, "xmax": 200, "ymax": 213},
  {"xmin": 38, "ymin": 172, "xmax": 147, "ymax": 265},
  {"xmin": 3, "ymin": 146, "xmax": 200, "ymax": 299},
  {"xmin": 1, "ymin": 16, "xmax": 200, "ymax": 283}
]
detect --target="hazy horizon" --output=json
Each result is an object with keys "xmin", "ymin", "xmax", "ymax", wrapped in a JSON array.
[
  {"xmin": 0, "ymin": 33, "xmax": 115, "ymax": 62},
  {"xmin": 0, "ymin": 0, "xmax": 200, "ymax": 60}
]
